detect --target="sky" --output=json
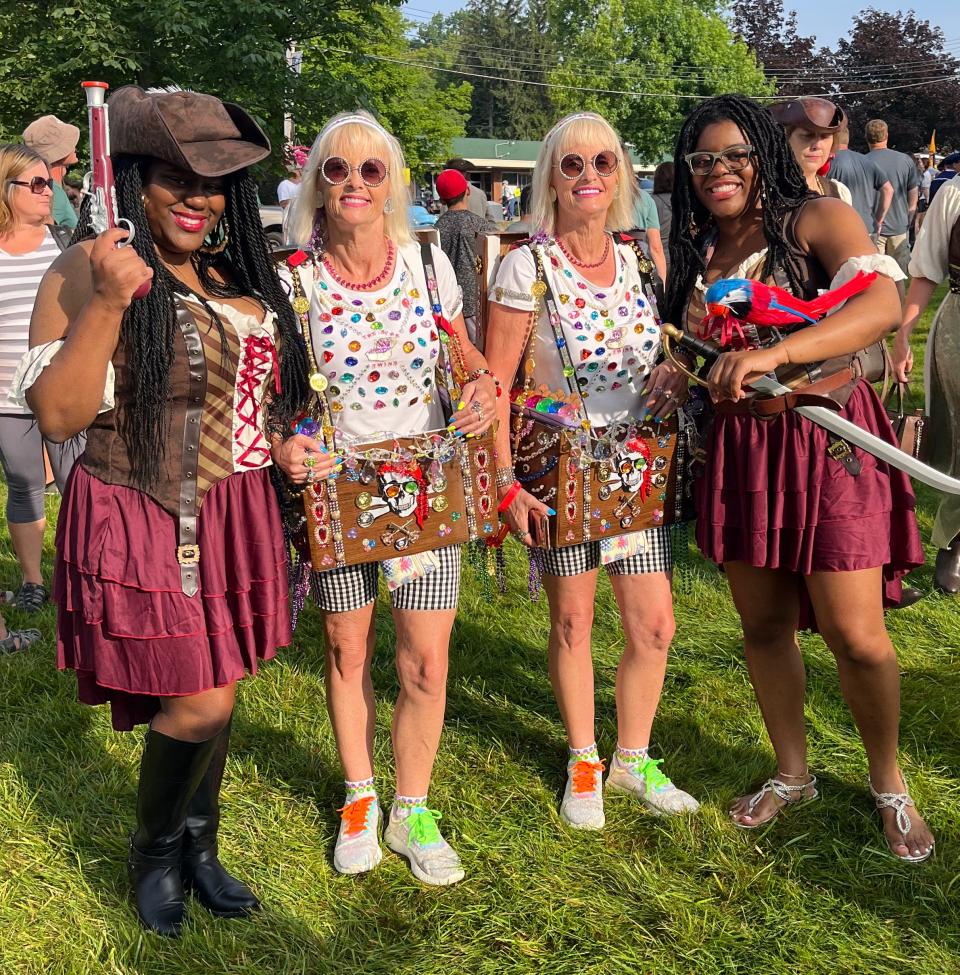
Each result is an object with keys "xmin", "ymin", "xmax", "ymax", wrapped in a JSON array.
[{"xmin": 401, "ymin": 0, "xmax": 960, "ymax": 49}]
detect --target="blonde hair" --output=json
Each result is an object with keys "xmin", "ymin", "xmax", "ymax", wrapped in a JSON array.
[
  {"xmin": 285, "ymin": 111, "xmax": 413, "ymax": 248},
  {"xmin": 529, "ymin": 112, "xmax": 638, "ymax": 237},
  {"xmin": 0, "ymin": 143, "xmax": 49, "ymax": 234},
  {"xmin": 865, "ymin": 119, "xmax": 888, "ymax": 145}
]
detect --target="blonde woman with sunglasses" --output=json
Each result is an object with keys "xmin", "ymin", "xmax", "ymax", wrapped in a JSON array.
[
  {"xmin": 484, "ymin": 113, "xmax": 699, "ymax": 832},
  {"xmin": 0, "ymin": 144, "xmax": 81, "ymax": 624},
  {"xmin": 277, "ymin": 111, "xmax": 496, "ymax": 885}
]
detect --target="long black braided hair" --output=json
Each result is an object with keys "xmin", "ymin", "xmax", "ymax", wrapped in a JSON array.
[
  {"xmin": 664, "ymin": 94, "xmax": 815, "ymax": 325},
  {"xmin": 75, "ymin": 156, "xmax": 309, "ymax": 490}
]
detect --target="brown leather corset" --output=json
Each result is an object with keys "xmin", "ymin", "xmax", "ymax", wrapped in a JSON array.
[
  {"xmin": 82, "ymin": 298, "xmax": 258, "ymax": 595},
  {"xmin": 685, "ymin": 206, "xmax": 886, "ymax": 408}
]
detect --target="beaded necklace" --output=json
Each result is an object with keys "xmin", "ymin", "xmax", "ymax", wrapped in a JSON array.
[
  {"xmin": 556, "ymin": 232, "xmax": 611, "ymax": 269},
  {"xmin": 322, "ymin": 239, "xmax": 396, "ymax": 291}
]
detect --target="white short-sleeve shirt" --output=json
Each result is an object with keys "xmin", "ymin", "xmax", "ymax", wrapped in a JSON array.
[
  {"xmin": 909, "ymin": 181, "xmax": 960, "ymax": 283},
  {"xmin": 490, "ymin": 237, "xmax": 661, "ymax": 426},
  {"xmin": 287, "ymin": 243, "xmax": 463, "ymax": 443}
]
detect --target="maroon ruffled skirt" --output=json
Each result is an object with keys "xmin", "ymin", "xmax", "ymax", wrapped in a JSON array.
[
  {"xmin": 55, "ymin": 463, "xmax": 291, "ymax": 730},
  {"xmin": 695, "ymin": 380, "xmax": 924, "ymax": 631}
]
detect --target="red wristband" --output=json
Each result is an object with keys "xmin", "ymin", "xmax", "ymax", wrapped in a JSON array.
[{"xmin": 497, "ymin": 480, "xmax": 522, "ymax": 513}]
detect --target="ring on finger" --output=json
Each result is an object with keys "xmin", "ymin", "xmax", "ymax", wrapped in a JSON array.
[
  {"xmin": 304, "ymin": 455, "xmax": 317, "ymax": 469},
  {"xmin": 305, "ymin": 468, "xmax": 316, "ymax": 484},
  {"xmin": 653, "ymin": 386, "xmax": 665, "ymax": 396}
]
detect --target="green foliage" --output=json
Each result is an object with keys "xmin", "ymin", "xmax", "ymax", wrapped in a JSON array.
[
  {"xmin": 298, "ymin": 6, "xmax": 471, "ymax": 176},
  {"xmin": 0, "ymin": 0, "xmax": 400, "ymax": 170},
  {"xmin": 413, "ymin": 0, "xmax": 558, "ymax": 140},
  {"xmin": 0, "ymin": 290, "xmax": 957, "ymax": 974},
  {"xmin": 546, "ymin": 0, "xmax": 773, "ymax": 159}
]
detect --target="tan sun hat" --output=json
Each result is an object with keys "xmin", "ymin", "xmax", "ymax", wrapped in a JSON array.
[{"xmin": 22, "ymin": 115, "xmax": 80, "ymax": 164}]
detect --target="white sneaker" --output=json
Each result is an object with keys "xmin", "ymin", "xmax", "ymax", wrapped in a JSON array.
[
  {"xmin": 333, "ymin": 794, "xmax": 383, "ymax": 875},
  {"xmin": 559, "ymin": 758, "xmax": 606, "ymax": 830},
  {"xmin": 384, "ymin": 807, "xmax": 465, "ymax": 886},
  {"xmin": 606, "ymin": 752, "xmax": 700, "ymax": 816}
]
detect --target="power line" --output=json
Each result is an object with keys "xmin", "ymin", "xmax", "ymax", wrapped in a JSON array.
[{"xmin": 319, "ymin": 46, "xmax": 960, "ymax": 99}]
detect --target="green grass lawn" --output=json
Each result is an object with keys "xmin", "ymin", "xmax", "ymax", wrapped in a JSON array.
[{"xmin": 1, "ymin": 287, "xmax": 958, "ymax": 975}]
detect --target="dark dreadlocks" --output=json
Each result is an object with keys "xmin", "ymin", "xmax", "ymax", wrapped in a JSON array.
[
  {"xmin": 75, "ymin": 156, "xmax": 309, "ymax": 490},
  {"xmin": 664, "ymin": 94, "xmax": 814, "ymax": 326}
]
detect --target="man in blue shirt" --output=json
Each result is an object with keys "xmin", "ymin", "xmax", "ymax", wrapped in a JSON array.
[
  {"xmin": 631, "ymin": 184, "xmax": 666, "ymax": 282},
  {"xmin": 22, "ymin": 115, "xmax": 79, "ymax": 230},
  {"xmin": 865, "ymin": 119, "xmax": 920, "ymax": 294},
  {"xmin": 828, "ymin": 124, "xmax": 893, "ymax": 237}
]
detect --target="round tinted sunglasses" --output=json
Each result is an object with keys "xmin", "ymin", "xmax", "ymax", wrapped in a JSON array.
[
  {"xmin": 321, "ymin": 156, "xmax": 388, "ymax": 188},
  {"xmin": 8, "ymin": 176, "xmax": 54, "ymax": 194},
  {"xmin": 683, "ymin": 145, "xmax": 755, "ymax": 177},
  {"xmin": 557, "ymin": 150, "xmax": 619, "ymax": 180}
]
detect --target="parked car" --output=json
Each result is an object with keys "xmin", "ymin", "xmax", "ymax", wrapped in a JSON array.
[
  {"xmin": 259, "ymin": 204, "xmax": 285, "ymax": 250},
  {"xmin": 409, "ymin": 203, "xmax": 437, "ymax": 227}
]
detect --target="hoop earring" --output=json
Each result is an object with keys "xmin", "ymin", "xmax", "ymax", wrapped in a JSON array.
[
  {"xmin": 200, "ymin": 215, "xmax": 229, "ymax": 255},
  {"xmin": 384, "ymin": 198, "xmax": 395, "ymax": 215}
]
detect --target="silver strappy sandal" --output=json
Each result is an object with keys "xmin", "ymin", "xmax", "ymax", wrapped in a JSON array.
[
  {"xmin": 869, "ymin": 778, "xmax": 934, "ymax": 863},
  {"xmin": 731, "ymin": 773, "xmax": 819, "ymax": 830}
]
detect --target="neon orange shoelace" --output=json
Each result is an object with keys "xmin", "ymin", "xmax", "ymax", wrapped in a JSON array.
[
  {"xmin": 338, "ymin": 795, "xmax": 377, "ymax": 837},
  {"xmin": 571, "ymin": 759, "xmax": 605, "ymax": 795}
]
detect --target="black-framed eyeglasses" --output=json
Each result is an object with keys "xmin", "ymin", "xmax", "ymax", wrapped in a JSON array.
[
  {"xmin": 683, "ymin": 145, "xmax": 755, "ymax": 177},
  {"xmin": 321, "ymin": 156, "xmax": 389, "ymax": 188},
  {"xmin": 557, "ymin": 150, "xmax": 619, "ymax": 180},
  {"xmin": 7, "ymin": 176, "xmax": 54, "ymax": 194}
]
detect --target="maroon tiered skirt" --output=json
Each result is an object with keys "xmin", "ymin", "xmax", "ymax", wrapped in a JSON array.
[
  {"xmin": 55, "ymin": 463, "xmax": 291, "ymax": 730},
  {"xmin": 695, "ymin": 380, "xmax": 924, "ymax": 631}
]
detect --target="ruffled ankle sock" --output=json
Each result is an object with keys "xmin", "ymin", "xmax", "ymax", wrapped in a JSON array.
[
  {"xmin": 344, "ymin": 775, "xmax": 377, "ymax": 804},
  {"xmin": 616, "ymin": 745, "xmax": 650, "ymax": 765},
  {"xmin": 568, "ymin": 742, "xmax": 600, "ymax": 766},
  {"xmin": 391, "ymin": 793, "xmax": 428, "ymax": 821}
]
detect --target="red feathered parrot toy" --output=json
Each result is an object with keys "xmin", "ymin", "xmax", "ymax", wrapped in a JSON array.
[{"xmin": 699, "ymin": 271, "xmax": 879, "ymax": 348}]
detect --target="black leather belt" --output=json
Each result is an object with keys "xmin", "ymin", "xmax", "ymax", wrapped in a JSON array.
[{"xmin": 175, "ymin": 303, "xmax": 207, "ymax": 597}]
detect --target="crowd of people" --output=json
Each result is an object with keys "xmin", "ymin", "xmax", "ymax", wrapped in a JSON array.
[{"xmin": 0, "ymin": 84, "xmax": 955, "ymax": 937}]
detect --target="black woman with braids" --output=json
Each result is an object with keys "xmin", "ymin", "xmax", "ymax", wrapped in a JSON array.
[
  {"xmin": 14, "ymin": 87, "xmax": 308, "ymax": 935},
  {"xmin": 665, "ymin": 95, "xmax": 933, "ymax": 862}
]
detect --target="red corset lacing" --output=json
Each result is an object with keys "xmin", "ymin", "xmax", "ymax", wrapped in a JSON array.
[{"xmin": 235, "ymin": 333, "xmax": 280, "ymax": 468}]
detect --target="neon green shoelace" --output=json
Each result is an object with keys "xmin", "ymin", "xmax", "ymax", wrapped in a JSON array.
[
  {"xmin": 626, "ymin": 756, "xmax": 672, "ymax": 791},
  {"xmin": 406, "ymin": 807, "xmax": 443, "ymax": 846}
]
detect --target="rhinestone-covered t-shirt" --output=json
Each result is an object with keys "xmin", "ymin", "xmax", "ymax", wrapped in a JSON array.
[{"xmin": 491, "ymin": 238, "xmax": 661, "ymax": 426}]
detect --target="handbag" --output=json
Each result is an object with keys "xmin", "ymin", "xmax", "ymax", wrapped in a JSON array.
[
  {"xmin": 286, "ymin": 245, "xmax": 499, "ymax": 571},
  {"xmin": 884, "ymin": 381, "xmax": 930, "ymax": 462},
  {"xmin": 509, "ymin": 242, "xmax": 690, "ymax": 549}
]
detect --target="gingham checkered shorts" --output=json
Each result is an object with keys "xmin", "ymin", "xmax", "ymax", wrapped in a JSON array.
[
  {"xmin": 542, "ymin": 526, "xmax": 673, "ymax": 577},
  {"xmin": 311, "ymin": 545, "xmax": 462, "ymax": 614}
]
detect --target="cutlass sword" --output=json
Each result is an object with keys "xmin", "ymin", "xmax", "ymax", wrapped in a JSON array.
[{"xmin": 660, "ymin": 323, "xmax": 960, "ymax": 496}]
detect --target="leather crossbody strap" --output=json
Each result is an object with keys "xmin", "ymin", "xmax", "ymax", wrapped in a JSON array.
[{"xmin": 173, "ymin": 300, "xmax": 207, "ymax": 596}]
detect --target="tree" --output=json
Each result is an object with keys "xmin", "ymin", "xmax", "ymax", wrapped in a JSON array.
[
  {"xmin": 298, "ymin": 6, "xmax": 471, "ymax": 175},
  {"xmin": 829, "ymin": 10, "xmax": 960, "ymax": 151},
  {"xmin": 546, "ymin": 0, "xmax": 773, "ymax": 159},
  {"xmin": 727, "ymin": 0, "xmax": 821, "ymax": 94},
  {"xmin": 0, "ymin": 0, "xmax": 402, "ymax": 169},
  {"xmin": 414, "ymin": 0, "xmax": 557, "ymax": 139}
]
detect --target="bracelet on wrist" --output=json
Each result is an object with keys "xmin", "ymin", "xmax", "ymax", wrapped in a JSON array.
[
  {"xmin": 495, "ymin": 465, "xmax": 515, "ymax": 490},
  {"xmin": 466, "ymin": 367, "xmax": 502, "ymax": 397},
  {"xmin": 497, "ymin": 481, "xmax": 522, "ymax": 513}
]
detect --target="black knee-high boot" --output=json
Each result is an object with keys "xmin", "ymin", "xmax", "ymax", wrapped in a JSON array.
[
  {"xmin": 181, "ymin": 716, "xmax": 261, "ymax": 918},
  {"xmin": 128, "ymin": 729, "xmax": 219, "ymax": 937}
]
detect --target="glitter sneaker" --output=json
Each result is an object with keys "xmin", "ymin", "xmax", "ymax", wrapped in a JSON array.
[
  {"xmin": 560, "ymin": 759, "xmax": 606, "ymax": 830},
  {"xmin": 606, "ymin": 752, "xmax": 700, "ymax": 816},
  {"xmin": 384, "ymin": 807, "xmax": 465, "ymax": 886},
  {"xmin": 333, "ymin": 795, "xmax": 383, "ymax": 875}
]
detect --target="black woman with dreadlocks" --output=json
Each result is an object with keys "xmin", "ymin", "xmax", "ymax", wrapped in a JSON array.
[
  {"xmin": 665, "ymin": 95, "xmax": 932, "ymax": 862},
  {"xmin": 16, "ymin": 87, "xmax": 309, "ymax": 934}
]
